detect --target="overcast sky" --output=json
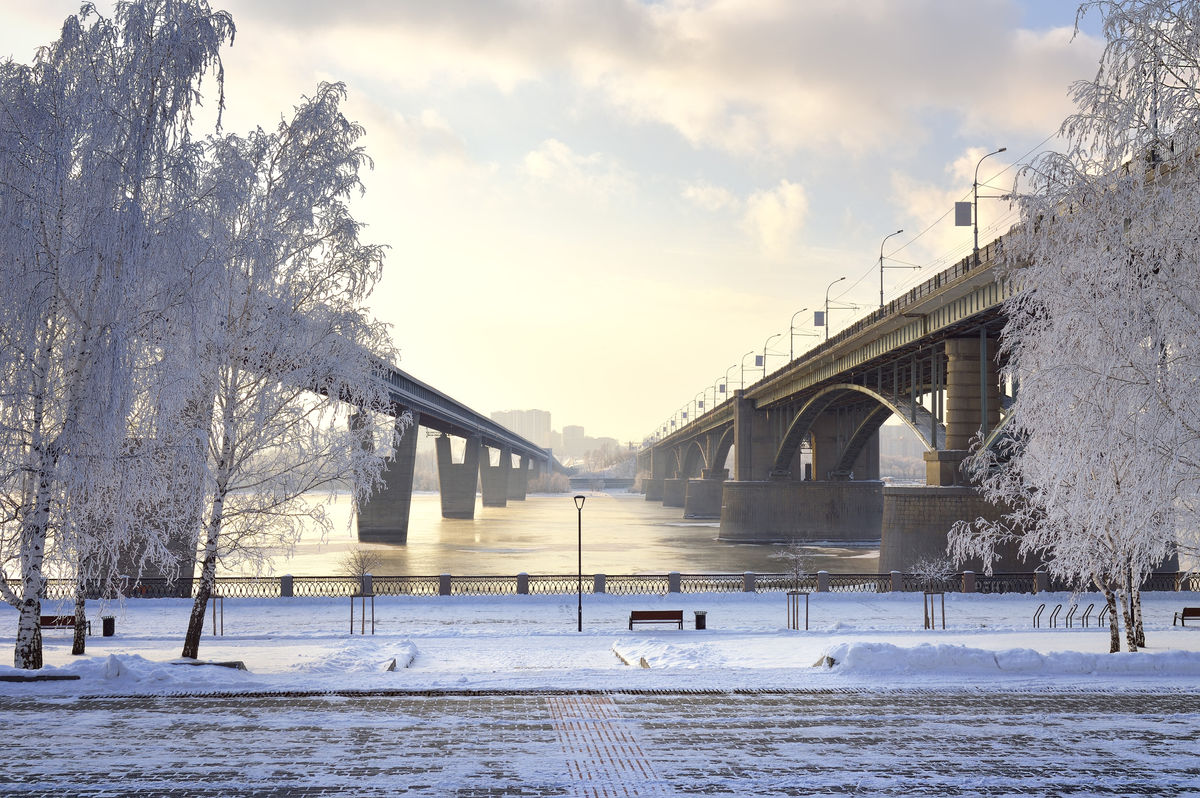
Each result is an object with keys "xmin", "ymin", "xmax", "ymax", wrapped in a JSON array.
[{"xmin": 2, "ymin": 1, "xmax": 1106, "ymax": 446}]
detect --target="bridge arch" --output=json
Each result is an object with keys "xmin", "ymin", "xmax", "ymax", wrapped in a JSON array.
[
  {"xmin": 680, "ymin": 439, "xmax": 706, "ymax": 479},
  {"xmin": 773, "ymin": 383, "xmax": 946, "ymax": 475},
  {"xmin": 712, "ymin": 427, "xmax": 734, "ymax": 476}
]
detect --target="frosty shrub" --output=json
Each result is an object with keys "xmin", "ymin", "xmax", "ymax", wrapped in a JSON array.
[
  {"xmin": 770, "ymin": 542, "xmax": 814, "ymax": 591},
  {"xmin": 338, "ymin": 547, "xmax": 385, "ymax": 581}
]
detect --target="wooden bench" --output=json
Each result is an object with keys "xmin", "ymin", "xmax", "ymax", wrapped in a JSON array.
[
  {"xmin": 628, "ymin": 610, "xmax": 684, "ymax": 630},
  {"xmin": 39, "ymin": 615, "xmax": 91, "ymax": 636},
  {"xmin": 1174, "ymin": 607, "xmax": 1200, "ymax": 627}
]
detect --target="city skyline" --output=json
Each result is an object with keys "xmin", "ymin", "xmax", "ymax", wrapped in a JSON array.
[{"xmin": 2, "ymin": 1, "xmax": 1106, "ymax": 444}]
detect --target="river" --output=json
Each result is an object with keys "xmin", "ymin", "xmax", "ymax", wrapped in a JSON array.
[{"xmin": 226, "ymin": 490, "xmax": 880, "ymax": 577}]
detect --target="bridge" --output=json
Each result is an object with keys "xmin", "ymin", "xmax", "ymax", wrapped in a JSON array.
[
  {"xmin": 357, "ymin": 364, "xmax": 560, "ymax": 544},
  {"xmin": 637, "ymin": 236, "xmax": 1020, "ymax": 572}
]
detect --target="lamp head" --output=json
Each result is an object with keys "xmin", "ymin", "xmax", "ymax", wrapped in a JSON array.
[{"xmin": 574, "ymin": 494, "xmax": 586, "ymax": 510}]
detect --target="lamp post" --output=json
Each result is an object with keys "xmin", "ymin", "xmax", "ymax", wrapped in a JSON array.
[
  {"xmin": 762, "ymin": 332, "xmax": 782, "ymax": 374},
  {"xmin": 740, "ymin": 349, "xmax": 756, "ymax": 389},
  {"xmin": 878, "ymin": 229, "xmax": 904, "ymax": 309},
  {"xmin": 724, "ymin": 363, "xmax": 737, "ymax": 396},
  {"xmin": 789, "ymin": 308, "xmax": 809, "ymax": 361},
  {"xmin": 574, "ymin": 494, "xmax": 585, "ymax": 632},
  {"xmin": 824, "ymin": 276, "xmax": 846, "ymax": 341},
  {"xmin": 973, "ymin": 147, "xmax": 1006, "ymax": 265}
]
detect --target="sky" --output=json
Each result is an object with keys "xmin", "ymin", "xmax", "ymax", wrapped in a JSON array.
[{"xmin": 0, "ymin": 1, "xmax": 1108, "ymax": 447}]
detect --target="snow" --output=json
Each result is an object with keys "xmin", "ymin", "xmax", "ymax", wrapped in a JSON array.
[{"xmin": 4, "ymin": 589, "xmax": 1200, "ymax": 694}]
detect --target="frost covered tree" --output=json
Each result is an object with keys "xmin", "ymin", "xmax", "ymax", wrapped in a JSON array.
[
  {"xmin": 179, "ymin": 83, "xmax": 406, "ymax": 660},
  {"xmin": 0, "ymin": 1, "xmax": 233, "ymax": 668},
  {"xmin": 950, "ymin": 0, "xmax": 1200, "ymax": 653}
]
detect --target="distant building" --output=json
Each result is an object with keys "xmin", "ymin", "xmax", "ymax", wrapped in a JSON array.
[
  {"xmin": 490, "ymin": 408, "xmax": 552, "ymax": 449},
  {"xmin": 562, "ymin": 425, "xmax": 586, "ymax": 458}
]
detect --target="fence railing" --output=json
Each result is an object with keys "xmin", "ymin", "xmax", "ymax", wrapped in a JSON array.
[{"xmin": 16, "ymin": 570, "xmax": 1198, "ymax": 600}]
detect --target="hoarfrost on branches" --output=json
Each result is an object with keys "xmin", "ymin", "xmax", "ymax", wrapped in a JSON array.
[{"xmin": 950, "ymin": 0, "xmax": 1200, "ymax": 653}]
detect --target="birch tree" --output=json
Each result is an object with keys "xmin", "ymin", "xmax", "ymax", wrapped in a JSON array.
[
  {"xmin": 950, "ymin": 0, "xmax": 1200, "ymax": 652},
  {"xmin": 0, "ymin": 1, "xmax": 232, "ymax": 668},
  {"xmin": 180, "ymin": 83, "xmax": 406, "ymax": 660}
]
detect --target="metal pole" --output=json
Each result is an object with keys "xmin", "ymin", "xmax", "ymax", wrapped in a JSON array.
[
  {"xmin": 824, "ymin": 276, "xmax": 846, "ymax": 341},
  {"xmin": 879, "ymin": 229, "xmax": 903, "ymax": 309},
  {"xmin": 789, "ymin": 308, "xmax": 808, "ymax": 361},
  {"xmin": 575, "ymin": 495, "xmax": 585, "ymax": 632},
  {"xmin": 973, "ymin": 147, "xmax": 1006, "ymax": 265}
]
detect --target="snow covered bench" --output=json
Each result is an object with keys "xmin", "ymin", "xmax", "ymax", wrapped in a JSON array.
[
  {"xmin": 39, "ymin": 615, "xmax": 91, "ymax": 636},
  {"xmin": 1174, "ymin": 607, "xmax": 1200, "ymax": 627},
  {"xmin": 628, "ymin": 610, "xmax": 684, "ymax": 630}
]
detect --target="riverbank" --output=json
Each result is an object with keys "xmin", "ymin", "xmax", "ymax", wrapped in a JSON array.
[{"xmin": 4, "ymin": 589, "xmax": 1199, "ymax": 694}]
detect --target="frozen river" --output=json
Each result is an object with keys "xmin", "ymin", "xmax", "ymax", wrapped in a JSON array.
[{"xmin": 230, "ymin": 490, "xmax": 880, "ymax": 577}]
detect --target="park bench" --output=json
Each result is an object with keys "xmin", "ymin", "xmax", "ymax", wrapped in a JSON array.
[
  {"xmin": 628, "ymin": 610, "xmax": 684, "ymax": 630},
  {"xmin": 1173, "ymin": 607, "xmax": 1200, "ymax": 627},
  {"xmin": 39, "ymin": 615, "xmax": 91, "ymax": 636}
]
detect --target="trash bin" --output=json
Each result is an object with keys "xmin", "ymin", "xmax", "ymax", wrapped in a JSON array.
[
  {"xmin": 694, "ymin": 610, "xmax": 707, "ymax": 630},
  {"xmin": 101, "ymin": 616, "xmax": 115, "ymax": 637}
]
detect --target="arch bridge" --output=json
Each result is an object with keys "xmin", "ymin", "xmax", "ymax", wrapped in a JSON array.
[{"xmin": 638, "ymin": 237, "xmax": 1017, "ymax": 570}]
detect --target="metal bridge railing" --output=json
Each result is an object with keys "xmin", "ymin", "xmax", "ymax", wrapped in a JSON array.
[{"xmin": 15, "ymin": 570, "xmax": 1197, "ymax": 599}]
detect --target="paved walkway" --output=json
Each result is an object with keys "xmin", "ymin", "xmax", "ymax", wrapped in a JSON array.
[{"xmin": 1, "ymin": 688, "xmax": 1197, "ymax": 796}]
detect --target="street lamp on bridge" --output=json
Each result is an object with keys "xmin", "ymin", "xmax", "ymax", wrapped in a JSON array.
[
  {"xmin": 823, "ymin": 276, "xmax": 846, "ymax": 341},
  {"xmin": 878, "ymin": 229, "xmax": 913, "ymax": 309},
  {"xmin": 966, "ymin": 146, "xmax": 1006, "ymax": 266},
  {"xmin": 789, "ymin": 307, "xmax": 817, "ymax": 361},
  {"xmin": 760, "ymin": 333, "xmax": 782, "ymax": 375},
  {"xmin": 740, "ymin": 350, "xmax": 756, "ymax": 390}
]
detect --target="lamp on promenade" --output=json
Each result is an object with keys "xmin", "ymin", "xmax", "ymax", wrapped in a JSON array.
[
  {"xmin": 574, "ymin": 494, "xmax": 586, "ymax": 632},
  {"xmin": 823, "ymin": 276, "xmax": 846, "ymax": 341},
  {"xmin": 878, "ymin": 229, "xmax": 907, "ymax": 309}
]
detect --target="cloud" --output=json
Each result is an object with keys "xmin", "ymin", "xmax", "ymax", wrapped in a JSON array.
[
  {"xmin": 522, "ymin": 138, "xmax": 635, "ymax": 199},
  {"xmin": 682, "ymin": 180, "xmax": 737, "ymax": 212},
  {"xmin": 741, "ymin": 180, "xmax": 809, "ymax": 257},
  {"xmin": 219, "ymin": 0, "xmax": 1101, "ymax": 161}
]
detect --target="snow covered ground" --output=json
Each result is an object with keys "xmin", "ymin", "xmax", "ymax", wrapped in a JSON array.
[
  {"xmin": 3, "ymin": 588, "xmax": 1200, "ymax": 693},
  {"xmin": 3, "ymin": 590, "xmax": 1200, "ymax": 796}
]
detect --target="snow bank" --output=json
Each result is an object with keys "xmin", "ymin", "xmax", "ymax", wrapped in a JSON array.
[{"xmin": 821, "ymin": 641, "xmax": 1200, "ymax": 676}]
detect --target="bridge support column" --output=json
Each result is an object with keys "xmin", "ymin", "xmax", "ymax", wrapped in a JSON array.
[
  {"xmin": 436, "ymin": 434, "xmax": 480, "ymax": 519},
  {"xmin": 507, "ymin": 456, "xmax": 529, "ymax": 501},
  {"xmin": 684, "ymin": 468, "xmax": 727, "ymax": 519},
  {"xmin": 479, "ymin": 446, "xmax": 511, "ymax": 508},
  {"xmin": 643, "ymin": 478, "xmax": 664, "ymax": 501},
  {"xmin": 719, "ymin": 480, "xmax": 883, "ymax": 542},
  {"xmin": 733, "ymin": 391, "xmax": 774, "ymax": 481},
  {"xmin": 662, "ymin": 478, "xmax": 687, "ymax": 507},
  {"xmin": 357, "ymin": 412, "xmax": 421, "ymax": 544},
  {"xmin": 929, "ymin": 336, "xmax": 1001, "ymax": 486}
]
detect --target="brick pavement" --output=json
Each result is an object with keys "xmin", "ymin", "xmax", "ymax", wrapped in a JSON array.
[{"xmin": 0, "ymin": 688, "xmax": 1197, "ymax": 796}]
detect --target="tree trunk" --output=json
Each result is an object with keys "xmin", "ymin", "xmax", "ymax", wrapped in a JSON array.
[
  {"xmin": 1095, "ymin": 577, "xmax": 1120, "ymax": 654},
  {"xmin": 1130, "ymin": 565, "xmax": 1145, "ymax": 648},
  {"xmin": 181, "ymin": 517, "xmax": 221, "ymax": 660},
  {"xmin": 71, "ymin": 587, "xmax": 87, "ymax": 656},
  {"xmin": 1118, "ymin": 579, "xmax": 1138, "ymax": 653},
  {"xmin": 15, "ymin": 599, "xmax": 43, "ymax": 670}
]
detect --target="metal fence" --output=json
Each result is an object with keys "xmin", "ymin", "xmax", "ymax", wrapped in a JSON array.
[{"xmin": 16, "ymin": 571, "xmax": 1199, "ymax": 600}]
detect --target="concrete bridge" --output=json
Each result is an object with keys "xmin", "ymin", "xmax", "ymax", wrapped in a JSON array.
[
  {"xmin": 637, "ymin": 236, "xmax": 1021, "ymax": 571},
  {"xmin": 357, "ymin": 364, "xmax": 559, "ymax": 544}
]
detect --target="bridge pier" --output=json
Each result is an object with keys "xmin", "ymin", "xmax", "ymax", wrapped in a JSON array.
[
  {"xmin": 662, "ymin": 478, "xmax": 687, "ymax": 507},
  {"xmin": 643, "ymin": 478, "xmax": 664, "ymax": 501},
  {"xmin": 357, "ymin": 411, "xmax": 422, "ymax": 544},
  {"xmin": 879, "ymin": 485, "xmax": 1030, "ymax": 571},
  {"xmin": 719, "ymin": 480, "xmax": 883, "ymax": 542},
  {"xmin": 479, "ymin": 445, "xmax": 511, "ymax": 508},
  {"xmin": 436, "ymin": 434, "xmax": 480, "ymax": 519},
  {"xmin": 507, "ymin": 455, "xmax": 529, "ymax": 501},
  {"xmin": 684, "ymin": 469, "xmax": 726, "ymax": 519}
]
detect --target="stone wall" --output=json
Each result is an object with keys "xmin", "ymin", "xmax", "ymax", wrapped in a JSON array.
[{"xmin": 879, "ymin": 485, "xmax": 1030, "ymax": 572}]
